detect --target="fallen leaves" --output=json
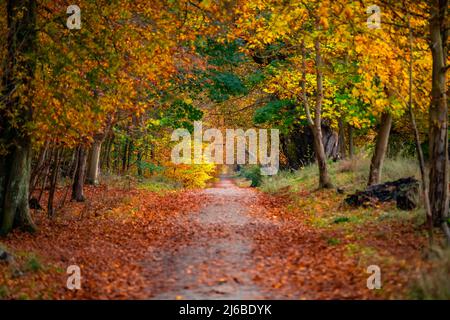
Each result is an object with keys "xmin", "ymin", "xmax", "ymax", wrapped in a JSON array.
[
  {"xmin": 0, "ymin": 185, "xmax": 205, "ymax": 299},
  {"xmin": 0, "ymin": 179, "xmax": 433, "ymax": 300}
]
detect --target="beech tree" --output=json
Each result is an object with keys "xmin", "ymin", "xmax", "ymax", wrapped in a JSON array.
[{"xmin": 0, "ymin": 0, "xmax": 38, "ymax": 234}]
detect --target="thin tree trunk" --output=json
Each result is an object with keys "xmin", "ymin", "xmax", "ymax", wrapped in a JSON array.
[
  {"xmin": 407, "ymin": 20, "xmax": 433, "ymax": 244},
  {"xmin": 38, "ymin": 148, "xmax": 53, "ymax": 203},
  {"xmin": 122, "ymin": 138, "xmax": 129, "ymax": 173},
  {"xmin": 127, "ymin": 140, "xmax": 133, "ymax": 171},
  {"xmin": 368, "ymin": 112, "xmax": 392, "ymax": 186},
  {"xmin": 58, "ymin": 148, "xmax": 78, "ymax": 210},
  {"xmin": 102, "ymin": 132, "xmax": 113, "ymax": 171},
  {"xmin": 300, "ymin": 39, "xmax": 333, "ymax": 189},
  {"xmin": 72, "ymin": 145, "xmax": 88, "ymax": 202},
  {"xmin": 137, "ymin": 151, "xmax": 143, "ymax": 176},
  {"xmin": 30, "ymin": 140, "xmax": 49, "ymax": 197},
  {"xmin": 428, "ymin": 0, "xmax": 449, "ymax": 242},
  {"xmin": 338, "ymin": 116, "xmax": 346, "ymax": 159},
  {"xmin": 313, "ymin": 38, "xmax": 333, "ymax": 189},
  {"xmin": 47, "ymin": 148, "xmax": 61, "ymax": 218},
  {"xmin": 348, "ymin": 125, "xmax": 354, "ymax": 159}
]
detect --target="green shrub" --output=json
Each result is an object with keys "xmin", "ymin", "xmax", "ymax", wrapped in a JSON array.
[
  {"xmin": 239, "ymin": 165, "xmax": 262, "ymax": 187},
  {"xmin": 333, "ymin": 216, "xmax": 350, "ymax": 224}
]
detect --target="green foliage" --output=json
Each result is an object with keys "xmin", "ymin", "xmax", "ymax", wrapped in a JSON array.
[
  {"xmin": 327, "ymin": 238, "xmax": 341, "ymax": 245},
  {"xmin": 239, "ymin": 165, "xmax": 262, "ymax": 187},
  {"xmin": 160, "ymin": 99, "xmax": 203, "ymax": 131},
  {"xmin": 196, "ymin": 38, "xmax": 247, "ymax": 67},
  {"xmin": 137, "ymin": 162, "xmax": 164, "ymax": 176},
  {"xmin": 333, "ymin": 216, "xmax": 350, "ymax": 224},
  {"xmin": 245, "ymin": 70, "xmax": 266, "ymax": 87},
  {"xmin": 207, "ymin": 71, "xmax": 248, "ymax": 102},
  {"xmin": 253, "ymin": 99, "xmax": 295, "ymax": 128}
]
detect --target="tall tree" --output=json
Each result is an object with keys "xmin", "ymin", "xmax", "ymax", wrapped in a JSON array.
[
  {"xmin": 428, "ymin": 0, "xmax": 449, "ymax": 233},
  {"xmin": 0, "ymin": 0, "xmax": 38, "ymax": 234},
  {"xmin": 368, "ymin": 111, "xmax": 393, "ymax": 186}
]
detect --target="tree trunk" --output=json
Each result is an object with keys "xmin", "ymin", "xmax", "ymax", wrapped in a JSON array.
[
  {"xmin": 348, "ymin": 125, "xmax": 354, "ymax": 158},
  {"xmin": 137, "ymin": 151, "xmax": 143, "ymax": 176},
  {"xmin": 368, "ymin": 112, "xmax": 392, "ymax": 186},
  {"xmin": 0, "ymin": 0, "xmax": 38, "ymax": 235},
  {"xmin": 102, "ymin": 132, "xmax": 113, "ymax": 171},
  {"xmin": 407, "ymin": 19, "xmax": 434, "ymax": 244},
  {"xmin": 30, "ymin": 140, "xmax": 49, "ymax": 197},
  {"xmin": 311, "ymin": 124, "xmax": 333, "ymax": 188},
  {"xmin": 313, "ymin": 39, "xmax": 333, "ymax": 189},
  {"xmin": 72, "ymin": 146, "xmax": 88, "ymax": 202},
  {"xmin": 127, "ymin": 140, "xmax": 134, "ymax": 171},
  {"xmin": 338, "ymin": 116, "xmax": 346, "ymax": 159},
  {"xmin": 47, "ymin": 148, "xmax": 61, "ymax": 218},
  {"xmin": 428, "ymin": 0, "xmax": 449, "ymax": 233},
  {"xmin": 300, "ymin": 39, "xmax": 333, "ymax": 189},
  {"xmin": 122, "ymin": 138, "xmax": 129, "ymax": 173},
  {"xmin": 86, "ymin": 139, "xmax": 102, "ymax": 185}
]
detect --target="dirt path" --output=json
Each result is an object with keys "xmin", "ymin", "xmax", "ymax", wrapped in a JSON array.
[{"xmin": 143, "ymin": 177, "xmax": 286, "ymax": 300}]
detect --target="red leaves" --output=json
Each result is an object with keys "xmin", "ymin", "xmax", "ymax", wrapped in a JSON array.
[
  {"xmin": 0, "ymin": 181, "xmax": 430, "ymax": 299},
  {"xmin": 248, "ymin": 191, "xmax": 429, "ymax": 299},
  {"xmin": 0, "ymin": 186, "xmax": 204, "ymax": 299}
]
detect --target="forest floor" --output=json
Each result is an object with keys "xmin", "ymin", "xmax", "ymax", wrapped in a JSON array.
[{"xmin": 0, "ymin": 175, "xmax": 436, "ymax": 299}]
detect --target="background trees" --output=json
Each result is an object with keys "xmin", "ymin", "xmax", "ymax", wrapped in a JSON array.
[{"xmin": 0, "ymin": 0, "xmax": 448, "ymax": 240}]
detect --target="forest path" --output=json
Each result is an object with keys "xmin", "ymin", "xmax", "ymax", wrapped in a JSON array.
[{"xmin": 143, "ymin": 176, "xmax": 287, "ymax": 300}]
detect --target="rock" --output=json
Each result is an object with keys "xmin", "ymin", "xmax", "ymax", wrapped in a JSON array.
[
  {"xmin": 344, "ymin": 177, "xmax": 420, "ymax": 210},
  {"xmin": 0, "ymin": 249, "xmax": 14, "ymax": 264}
]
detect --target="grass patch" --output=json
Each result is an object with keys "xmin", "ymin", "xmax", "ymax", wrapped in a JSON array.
[
  {"xmin": 24, "ymin": 254, "xmax": 42, "ymax": 273},
  {"xmin": 137, "ymin": 175, "xmax": 182, "ymax": 193},
  {"xmin": 377, "ymin": 207, "xmax": 425, "ymax": 227},
  {"xmin": 333, "ymin": 216, "xmax": 350, "ymax": 224},
  {"xmin": 260, "ymin": 155, "xmax": 419, "ymax": 194},
  {"xmin": 0, "ymin": 285, "xmax": 9, "ymax": 298},
  {"xmin": 410, "ymin": 248, "xmax": 450, "ymax": 300},
  {"xmin": 327, "ymin": 237, "xmax": 341, "ymax": 246}
]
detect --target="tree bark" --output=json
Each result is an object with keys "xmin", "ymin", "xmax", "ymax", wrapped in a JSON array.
[
  {"xmin": 122, "ymin": 138, "xmax": 129, "ymax": 173},
  {"xmin": 407, "ymin": 19, "xmax": 434, "ymax": 244},
  {"xmin": 86, "ymin": 138, "xmax": 103, "ymax": 185},
  {"xmin": 0, "ymin": 0, "xmax": 38, "ymax": 235},
  {"xmin": 348, "ymin": 125, "xmax": 354, "ymax": 159},
  {"xmin": 300, "ymin": 39, "xmax": 333, "ymax": 189},
  {"xmin": 368, "ymin": 112, "xmax": 392, "ymax": 186},
  {"xmin": 30, "ymin": 140, "xmax": 49, "ymax": 197},
  {"xmin": 338, "ymin": 116, "xmax": 346, "ymax": 159},
  {"xmin": 312, "ymin": 39, "xmax": 333, "ymax": 189},
  {"xmin": 72, "ymin": 146, "xmax": 88, "ymax": 202},
  {"xmin": 47, "ymin": 148, "xmax": 61, "ymax": 218},
  {"xmin": 428, "ymin": 0, "xmax": 449, "ymax": 234}
]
